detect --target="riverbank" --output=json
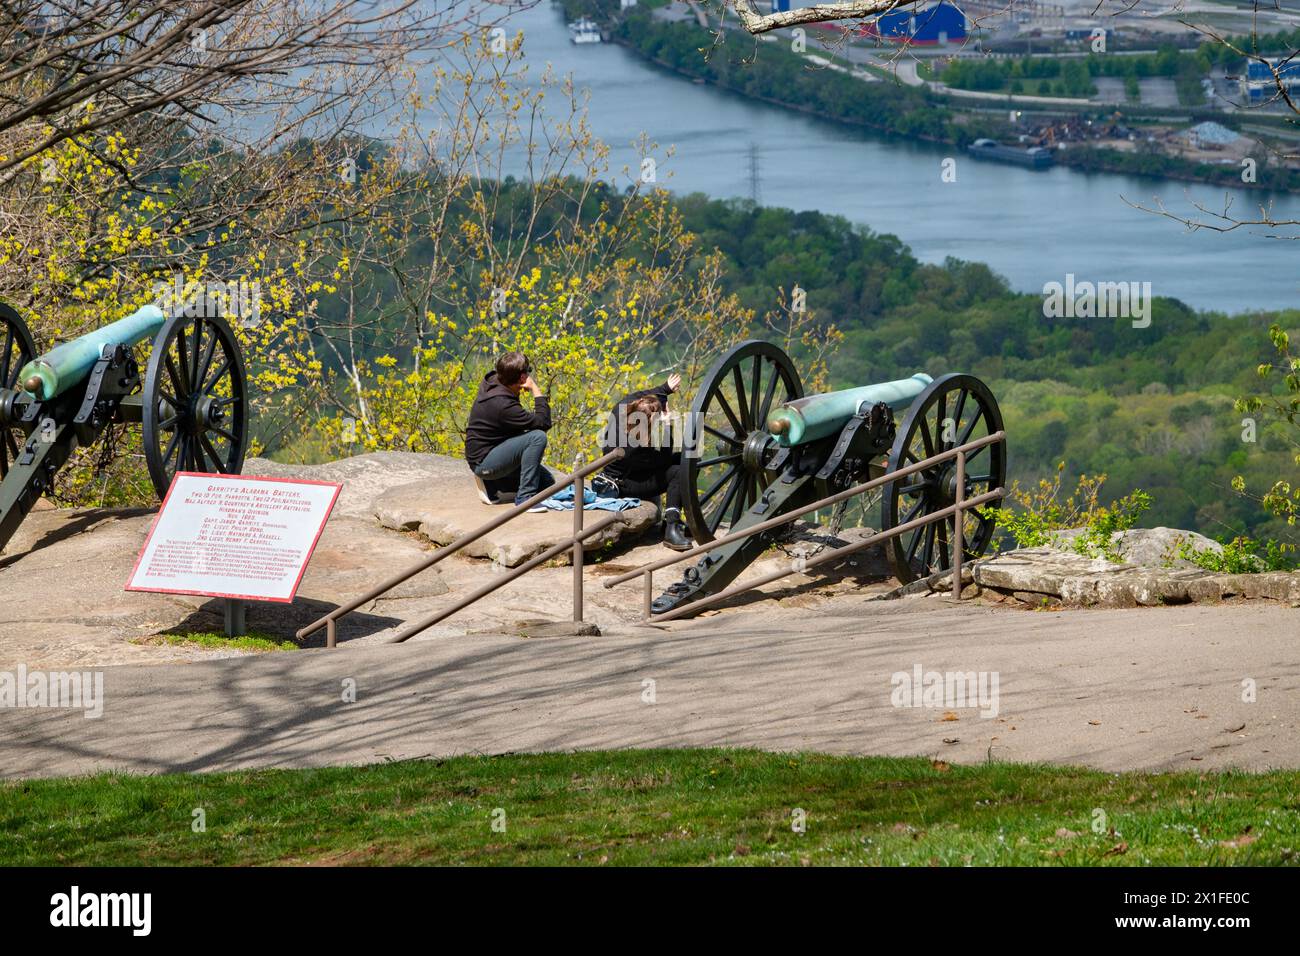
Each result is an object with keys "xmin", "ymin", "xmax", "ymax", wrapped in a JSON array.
[{"xmin": 595, "ymin": 4, "xmax": 1300, "ymax": 194}]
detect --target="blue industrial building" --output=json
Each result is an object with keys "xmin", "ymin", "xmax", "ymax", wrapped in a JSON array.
[
  {"xmin": 770, "ymin": 0, "xmax": 967, "ymax": 44},
  {"xmin": 1241, "ymin": 58, "xmax": 1300, "ymax": 102},
  {"xmin": 866, "ymin": 2, "xmax": 968, "ymax": 45}
]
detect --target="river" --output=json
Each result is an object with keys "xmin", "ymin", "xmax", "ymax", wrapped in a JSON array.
[{"xmin": 493, "ymin": 2, "xmax": 1298, "ymax": 314}]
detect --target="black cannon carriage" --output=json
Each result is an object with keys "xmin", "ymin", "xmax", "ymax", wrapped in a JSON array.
[
  {"xmin": 0, "ymin": 299, "xmax": 249, "ymax": 553},
  {"xmin": 652, "ymin": 340, "xmax": 1008, "ymax": 614}
]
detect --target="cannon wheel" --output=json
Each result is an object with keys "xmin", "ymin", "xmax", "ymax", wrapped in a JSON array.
[
  {"xmin": 142, "ymin": 313, "xmax": 248, "ymax": 497},
  {"xmin": 0, "ymin": 303, "xmax": 37, "ymax": 480},
  {"xmin": 880, "ymin": 373, "xmax": 1006, "ymax": 583},
  {"xmin": 680, "ymin": 339, "xmax": 803, "ymax": 543}
]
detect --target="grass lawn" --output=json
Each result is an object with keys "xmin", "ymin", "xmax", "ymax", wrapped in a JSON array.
[{"xmin": 1, "ymin": 749, "xmax": 1297, "ymax": 866}]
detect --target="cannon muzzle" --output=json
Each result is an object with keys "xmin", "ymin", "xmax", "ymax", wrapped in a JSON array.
[
  {"xmin": 767, "ymin": 373, "xmax": 933, "ymax": 447},
  {"xmin": 19, "ymin": 304, "xmax": 164, "ymax": 399}
]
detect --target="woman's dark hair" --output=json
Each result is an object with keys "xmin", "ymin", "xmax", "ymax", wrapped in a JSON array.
[
  {"xmin": 496, "ymin": 351, "xmax": 531, "ymax": 387},
  {"xmin": 627, "ymin": 394, "xmax": 662, "ymax": 419}
]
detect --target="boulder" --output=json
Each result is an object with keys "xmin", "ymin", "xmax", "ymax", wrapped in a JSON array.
[
  {"xmin": 1114, "ymin": 527, "xmax": 1223, "ymax": 568},
  {"xmin": 373, "ymin": 478, "xmax": 660, "ymax": 568},
  {"xmin": 969, "ymin": 544, "xmax": 1300, "ymax": 608},
  {"xmin": 1047, "ymin": 526, "xmax": 1222, "ymax": 568}
]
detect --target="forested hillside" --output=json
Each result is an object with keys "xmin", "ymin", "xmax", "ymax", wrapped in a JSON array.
[
  {"xmin": 665, "ymin": 194, "xmax": 1294, "ymax": 543},
  {"xmin": 310, "ymin": 173, "xmax": 1295, "ymax": 544}
]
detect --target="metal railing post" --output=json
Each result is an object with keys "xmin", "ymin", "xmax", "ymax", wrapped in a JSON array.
[
  {"xmin": 952, "ymin": 449, "xmax": 965, "ymax": 601},
  {"xmin": 296, "ymin": 448, "xmax": 625, "ymax": 646},
  {"xmin": 643, "ymin": 570, "xmax": 652, "ymax": 621},
  {"xmin": 573, "ymin": 454, "xmax": 584, "ymax": 624}
]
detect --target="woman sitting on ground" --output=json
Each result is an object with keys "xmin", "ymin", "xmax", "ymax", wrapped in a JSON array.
[{"xmin": 599, "ymin": 373, "xmax": 693, "ymax": 552}]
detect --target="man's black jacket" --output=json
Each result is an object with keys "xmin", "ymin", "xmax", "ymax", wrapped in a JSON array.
[{"xmin": 464, "ymin": 370, "xmax": 552, "ymax": 469}]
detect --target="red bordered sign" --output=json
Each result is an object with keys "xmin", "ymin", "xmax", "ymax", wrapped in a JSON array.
[{"xmin": 125, "ymin": 472, "xmax": 342, "ymax": 603}]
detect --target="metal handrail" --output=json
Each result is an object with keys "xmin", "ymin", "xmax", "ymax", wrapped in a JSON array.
[
  {"xmin": 651, "ymin": 486, "xmax": 1003, "ymax": 622},
  {"xmin": 298, "ymin": 447, "xmax": 626, "ymax": 647},
  {"xmin": 388, "ymin": 512, "xmax": 620, "ymax": 643},
  {"xmin": 603, "ymin": 431, "xmax": 1004, "ymax": 587},
  {"xmin": 603, "ymin": 431, "xmax": 1006, "ymax": 621}
]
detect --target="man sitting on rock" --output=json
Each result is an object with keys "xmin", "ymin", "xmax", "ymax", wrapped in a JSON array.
[
  {"xmin": 464, "ymin": 352, "xmax": 553, "ymax": 512},
  {"xmin": 599, "ymin": 373, "xmax": 693, "ymax": 551}
]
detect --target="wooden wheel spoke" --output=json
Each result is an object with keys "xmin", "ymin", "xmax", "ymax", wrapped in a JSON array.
[
  {"xmin": 901, "ymin": 498, "xmax": 927, "ymax": 525},
  {"xmin": 175, "ymin": 434, "xmax": 191, "ymax": 472},
  {"xmin": 201, "ymin": 435, "xmax": 225, "ymax": 472},
  {"xmin": 202, "ymin": 357, "xmax": 230, "ymax": 395},
  {"xmin": 713, "ymin": 389, "xmax": 745, "ymax": 439},
  {"xmin": 190, "ymin": 321, "xmax": 205, "ymax": 385},
  {"xmin": 196, "ymin": 327, "xmax": 219, "ymax": 388},
  {"xmin": 174, "ymin": 325, "xmax": 192, "ymax": 393},
  {"xmin": 728, "ymin": 472, "xmax": 749, "ymax": 527},
  {"xmin": 164, "ymin": 351, "xmax": 188, "ymax": 398},
  {"xmin": 207, "ymin": 424, "xmax": 238, "ymax": 444},
  {"xmin": 759, "ymin": 365, "xmax": 781, "ymax": 424},
  {"xmin": 711, "ymin": 471, "xmax": 744, "ymax": 533},
  {"xmin": 702, "ymin": 423, "xmax": 741, "ymax": 447},
  {"xmin": 957, "ymin": 402, "xmax": 984, "ymax": 446},
  {"xmin": 918, "ymin": 414, "xmax": 935, "ymax": 458},
  {"xmin": 749, "ymin": 357, "xmax": 762, "ymax": 427},
  {"xmin": 905, "ymin": 523, "xmax": 925, "ymax": 563},
  {"xmin": 699, "ymin": 452, "xmax": 740, "ymax": 469},
  {"xmin": 950, "ymin": 389, "xmax": 968, "ymax": 446},
  {"xmin": 699, "ymin": 466, "xmax": 737, "ymax": 507},
  {"xmin": 731, "ymin": 365, "xmax": 751, "ymax": 431}
]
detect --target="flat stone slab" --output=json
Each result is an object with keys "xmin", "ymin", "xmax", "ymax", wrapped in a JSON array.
[
  {"xmin": 373, "ymin": 477, "xmax": 659, "ymax": 568},
  {"xmin": 968, "ymin": 548, "xmax": 1300, "ymax": 608},
  {"xmin": 243, "ymin": 451, "xmax": 469, "ymax": 518}
]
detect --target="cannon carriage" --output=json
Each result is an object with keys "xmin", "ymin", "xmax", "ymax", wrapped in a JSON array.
[
  {"xmin": 655, "ymin": 340, "xmax": 1007, "ymax": 614},
  {"xmin": 0, "ymin": 300, "xmax": 249, "ymax": 553}
]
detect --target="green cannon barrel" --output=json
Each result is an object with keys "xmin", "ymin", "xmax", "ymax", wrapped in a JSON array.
[
  {"xmin": 767, "ymin": 373, "xmax": 933, "ymax": 447},
  {"xmin": 20, "ymin": 304, "xmax": 165, "ymax": 400}
]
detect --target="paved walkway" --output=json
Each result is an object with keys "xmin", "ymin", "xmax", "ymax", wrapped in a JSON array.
[{"xmin": 2, "ymin": 599, "xmax": 1295, "ymax": 779}]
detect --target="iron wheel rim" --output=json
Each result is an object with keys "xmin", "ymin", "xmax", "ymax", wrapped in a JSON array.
[
  {"xmin": 0, "ymin": 303, "xmax": 37, "ymax": 481},
  {"xmin": 680, "ymin": 340, "xmax": 803, "ymax": 542},
  {"xmin": 142, "ymin": 313, "xmax": 248, "ymax": 497},
  {"xmin": 881, "ymin": 373, "xmax": 1006, "ymax": 583}
]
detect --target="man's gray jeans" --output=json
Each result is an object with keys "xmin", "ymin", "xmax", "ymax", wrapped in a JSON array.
[{"xmin": 472, "ymin": 429, "xmax": 554, "ymax": 504}]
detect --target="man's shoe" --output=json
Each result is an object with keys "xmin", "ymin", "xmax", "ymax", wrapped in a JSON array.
[
  {"xmin": 662, "ymin": 507, "xmax": 693, "ymax": 552},
  {"xmin": 472, "ymin": 474, "xmax": 493, "ymax": 506}
]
